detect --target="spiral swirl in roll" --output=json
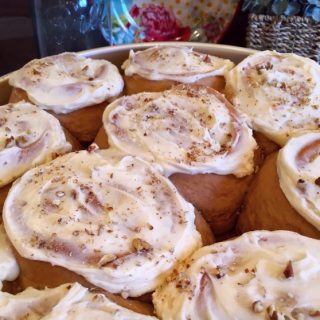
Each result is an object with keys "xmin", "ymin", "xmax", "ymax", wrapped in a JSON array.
[
  {"xmin": 278, "ymin": 132, "xmax": 320, "ymax": 231},
  {"xmin": 9, "ymin": 53, "xmax": 124, "ymax": 114},
  {"xmin": 3, "ymin": 148, "xmax": 201, "ymax": 297},
  {"xmin": 0, "ymin": 102, "xmax": 71, "ymax": 187},
  {"xmin": 122, "ymin": 46, "xmax": 234, "ymax": 83},
  {"xmin": 0, "ymin": 282, "xmax": 157, "ymax": 319},
  {"xmin": 103, "ymin": 85, "xmax": 257, "ymax": 177},
  {"xmin": 154, "ymin": 230, "xmax": 320, "ymax": 320},
  {"xmin": 226, "ymin": 51, "xmax": 320, "ymax": 146}
]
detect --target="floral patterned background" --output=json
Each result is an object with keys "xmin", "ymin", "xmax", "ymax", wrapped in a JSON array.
[{"xmin": 102, "ymin": 0, "xmax": 240, "ymax": 45}]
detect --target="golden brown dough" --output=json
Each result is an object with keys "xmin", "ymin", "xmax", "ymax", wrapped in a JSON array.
[
  {"xmin": 237, "ymin": 152, "xmax": 320, "ymax": 238},
  {"xmin": 170, "ymin": 172, "xmax": 253, "ymax": 236},
  {"xmin": 124, "ymin": 74, "xmax": 226, "ymax": 95},
  {"xmin": 10, "ymin": 87, "xmax": 107, "ymax": 145},
  {"xmin": 253, "ymin": 131, "xmax": 280, "ymax": 157}
]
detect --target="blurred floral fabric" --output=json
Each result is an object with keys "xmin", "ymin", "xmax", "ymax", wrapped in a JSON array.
[{"xmin": 102, "ymin": 0, "xmax": 240, "ymax": 45}]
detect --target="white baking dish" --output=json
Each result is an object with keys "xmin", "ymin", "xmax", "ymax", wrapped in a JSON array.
[{"xmin": 0, "ymin": 42, "xmax": 256, "ymax": 105}]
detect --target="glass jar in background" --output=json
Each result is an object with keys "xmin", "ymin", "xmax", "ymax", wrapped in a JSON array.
[
  {"xmin": 100, "ymin": 0, "xmax": 241, "ymax": 45},
  {"xmin": 33, "ymin": 0, "xmax": 241, "ymax": 56},
  {"xmin": 33, "ymin": 0, "xmax": 108, "ymax": 57}
]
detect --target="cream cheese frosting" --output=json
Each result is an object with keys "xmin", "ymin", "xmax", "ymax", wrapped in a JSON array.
[
  {"xmin": 0, "ymin": 224, "xmax": 19, "ymax": 290},
  {"xmin": 225, "ymin": 50, "xmax": 320, "ymax": 146},
  {"xmin": 0, "ymin": 282, "xmax": 157, "ymax": 319},
  {"xmin": 3, "ymin": 147, "xmax": 201, "ymax": 297},
  {"xmin": 278, "ymin": 132, "xmax": 320, "ymax": 231},
  {"xmin": 153, "ymin": 230, "xmax": 320, "ymax": 320},
  {"xmin": 122, "ymin": 46, "xmax": 234, "ymax": 83},
  {"xmin": 0, "ymin": 102, "xmax": 71, "ymax": 187},
  {"xmin": 103, "ymin": 85, "xmax": 257, "ymax": 177},
  {"xmin": 9, "ymin": 53, "xmax": 124, "ymax": 114}
]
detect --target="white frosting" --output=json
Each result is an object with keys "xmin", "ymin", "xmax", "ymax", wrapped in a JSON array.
[
  {"xmin": 0, "ymin": 102, "xmax": 71, "ymax": 187},
  {"xmin": 226, "ymin": 50, "xmax": 320, "ymax": 146},
  {"xmin": 122, "ymin": 46, "xmax": 234, "ymax": 83},
  {"xmin": 0, "ymin": 224, "xmax": 19, "ymax": 290},
  {"xmin": 278, "ymin": 132, "xmax": 320, "ymax": 231},
  {"xmin": 9, "ymin": 53, "xmax": 124, "ymax": 114},
  {"xmin": 103, "ymin": 85, "xmax": 257, "ymax": 177},
  {"xmin": 154, "ymin": 230, "xmax": 320, "ymax": 320},
  {"xmin": 3, "ymin": 148, "xmax": 201, "ymax": 297},
  {"xmin": 0, "ymin": 283, "xmax": 157, "ymax": 319}
]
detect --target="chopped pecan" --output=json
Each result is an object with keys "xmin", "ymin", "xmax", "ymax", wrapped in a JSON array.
[{"xmin": 132, "ymin": 238, "xmax": 152, "ymax": 252}]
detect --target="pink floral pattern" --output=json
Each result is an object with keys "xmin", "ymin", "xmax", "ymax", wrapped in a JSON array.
[{"xmin": 130, "ymin": 4, "xmax": 190, "ymax": 41}]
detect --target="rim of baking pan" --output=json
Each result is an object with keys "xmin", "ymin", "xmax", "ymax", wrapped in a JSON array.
[{"xmin": 0, "ymin": 42, "xmax": 257, "ymax": 105}]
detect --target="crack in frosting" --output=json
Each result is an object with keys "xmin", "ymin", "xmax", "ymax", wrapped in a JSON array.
[
  {"xmin": 0, "ymin": 102, "xmax": 71, "ymax": 187},
  {"xmin": 122, "ymin": 46, "xmax": 234, "ymax": 83},
  {"xmin": 278, "ymin": 132, "xmax": 320, "ymax": 231},
  {"xmin": 153, "ymin": 231, "xmax": 320, "ymax": 320},
  {"xmin": 103, "ymin": 85, "xmax": 257, "ymax": 177},
  {"xmin": 0, "ymin": 225, "xmax": 19, "ymax": 290},
  {"xmin": 225, "ymin": 51, "xmax": 320, "ymax": 146},
  {"xmin": 3, "ymin": 149, "xmax": 201, "ymax": 297},
  {"xmin": 9, "ymin": 53, "xmax": 124, "ymax": 114},
  {"xmin": 0, "ymin": 283, "xmax": 157, "ymax": 319}
]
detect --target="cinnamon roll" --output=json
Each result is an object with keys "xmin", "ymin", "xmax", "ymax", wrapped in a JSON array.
[
  {"xmin": 0, "ymin": 102, "xmax": 77, "ymax": 215},
  {"xmin": 0, "ymin": 283, "xmax": 157, "ymax": 318},
  {"xmin": 153, "ymin": 230, "xmax": 320, "ymax": 320},
  {"xmin": 3, "ymin": 147, "xmax": 203, "ymax": 298},
  {"xmin": 9, "ymin": 52, "xmax": 124, "ymax": 144},
  {"xmin": 0, "ymin": 225, "xmax": 19, "ymax": 292},
  {"xmin": 96, "ymin": 85, "xmax": 258, "ymax": 235},
  {"xmin": 225, "ymin": 51, "xmax": 320, "ymax": 156},
  {"xmin": 122, "ymin": 46, "xmax": 234, "ymax": 94},
  {"xmin": 238, "ymin": 132, "xmax": 320, "ymax": 238}
]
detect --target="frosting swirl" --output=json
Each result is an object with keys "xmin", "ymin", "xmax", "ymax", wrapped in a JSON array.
[
  {"xmin": 103, "ymin": 85, "xmax": 257, "ymax": 177},
  {"xmin": 3, "ymin": 148, "xmax": 201, "ymax": 297},
  {"xmin": 153, "ymin": 230, "xmax": 320, "ymax": 320},
  {"xmin": 0, "ymin": 225, "xmax": 19, "ymax": 290},
  {"xmin": 122, "ymin": 46, "xmax": 234, "ymax": 83},
  {"xmin": 278, "ymin": 132, "xmax": 320, "ymax": 231},
  {"xmin": 225, "ymin": 51, "xmax": 320, "ymax": 146},
  {"xmin": 9, "ymin": 53, "xmax": 124, "ymax": 114},
  {"xmin": 0, "ymin": 283, "xmax": 157, "ymax": 319},
  {"xmin": 0, "ymin": 102, "xmax": 71, "ymax": 187}
]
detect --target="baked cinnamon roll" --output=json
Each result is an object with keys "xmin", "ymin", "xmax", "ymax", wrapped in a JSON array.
[
  {"xmin": 0, "ymin": 283, "xmax": 156, "ymax": 318},
  {"xmin": 9, "ymin": 53, "xmax": 124, "ymax": 144},
  {"xmin": 0, "ymin": 224, "xmax": 19, "ymax": 292},
  {"xmin": 122, "ymin": 46, "xmax": 234, "ymax": 94},
  {"xmin": 0, "ymin": 102, "xmax": 77, "ymax": 215},
  {"xmin": 153, "ymin": 230, "xmax": 320, "ymax": 320},
  {"xmin": 96, "ymin": 85, "xmax": 258, "ymax": 235},
  {"xmin": 225, "ymin": 51, "xmax": 320, "ymax": 156},
  {"xmin": 238, "ymin": 132, "xmax": 320, "ymax": 238},
  {"xmin": 3, "ymin": 147, "xmax": 204, "ymax": 298}
]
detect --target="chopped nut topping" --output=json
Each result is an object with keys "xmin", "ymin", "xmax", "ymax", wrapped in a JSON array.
[
  {"xmin": 132, "ymin": 238, "xmax": 152, "ymax": 252},
  {"xmin": 309, "ymin": 310, "xmax": 320, "ymax": 317},
  {"xmin": 175, "ymin": 272, "xmax": 191, "ymax": 290},
  {"xmin": 214, "ymin": 266, "xmax": 225, "ymax": 279},
  {"xmin": 98, "ymin": 254, "xmax": 117, "ymax": 267},
  {"xmin": 87, "ymin": 143, "xmax": 99, "ymax": 153},
  {"xmin": 56, "ymin": 191, "xmax": 65, "ymax": 198},
  {"xmin": 283, "ymin": 260, "xmax": 294, "ymax": 279},
  {"xmin": 252, "ymin": 300, "xmax": 264, "ymax": 313}
]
